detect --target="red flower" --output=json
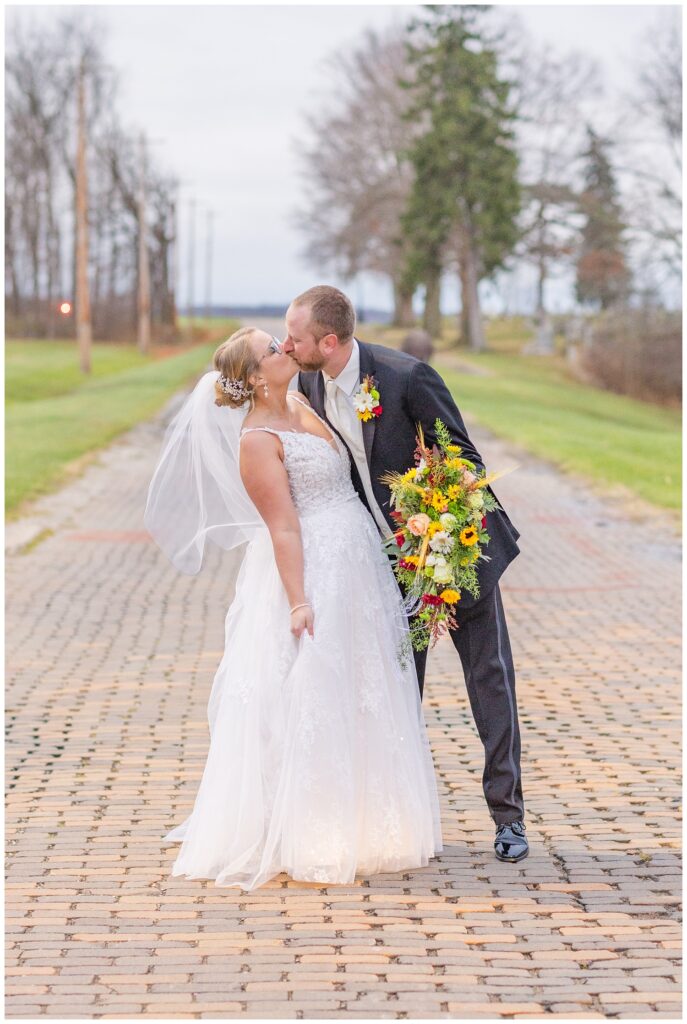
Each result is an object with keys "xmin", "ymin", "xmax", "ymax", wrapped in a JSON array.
[
  {"xmin": 373, "ymin": 404, "xmax": 383, "ymax": 417},
  {"xmin": 421, "ymin": 593, "xmax": 443, "ymax": 606},
  {"xmin": 481, "ymin": 516, "xmax": 487, "ymax": 529},
  {"xmin": 395, "ymin": 532, "xmax": 405, "ymax": 547},
  {"xmin": 390, "ymin": 510, "xmax": 404, "ymax": 523}
]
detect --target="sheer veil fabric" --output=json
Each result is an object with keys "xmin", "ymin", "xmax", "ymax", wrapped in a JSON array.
[
  {"xmin": 146, "ymin": 372, "xmax": 443, "ymax": 889},
  {"xmin": 144, "ymin": 371, "xmax": 264, "ymax": 575}
]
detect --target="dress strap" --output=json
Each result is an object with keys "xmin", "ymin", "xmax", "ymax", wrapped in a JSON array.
[
  {"xmin": 288, "ymin": 392, "xmax": 310, "ymax": 410},
  {"xmin": 240, "ymin": 426, "xmax": 282, "ymax": 440}
]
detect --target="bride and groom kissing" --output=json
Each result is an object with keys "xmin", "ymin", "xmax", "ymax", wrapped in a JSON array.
[{"xmin": 145, "ymin": 284, "xmax": 528, "ymax": 891}]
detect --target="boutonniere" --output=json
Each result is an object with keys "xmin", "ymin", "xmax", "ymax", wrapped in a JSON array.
[{"xmin": 353, "ymin": 375, "xmax": 383, "ymax": 422}]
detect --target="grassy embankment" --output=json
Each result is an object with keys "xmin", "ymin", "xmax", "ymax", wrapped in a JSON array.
[
  {"xmin": 362, "ymin": 317, "xmax": 680, "ymax": 514},
  {"xmin": 6, "ymin": 321, "xmax": 238, "ymax": 515}
]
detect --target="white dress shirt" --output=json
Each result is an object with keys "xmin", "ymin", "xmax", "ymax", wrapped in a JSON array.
[{"xmin": 323, "ymin": 339, "xmax": 392, "ymax": 539}]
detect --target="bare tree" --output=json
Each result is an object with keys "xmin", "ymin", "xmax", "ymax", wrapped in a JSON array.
[
  {"xmin": 5, "ymin": 19, "xmax": 73, "ymax": 328},
  {"xmin": 149, "ymin": 175, "xmax": 178, "ymax": 330},
  {"xmin": 508, "ymin": 36, "xmax": 602, "ymax": 349},
  {"xmin": 137, "ymin": 133, "xmax": 151, "ymax": 353},
  {"xmin": 75, "ymin": 58, "xmax": 92, "ymax": 372},
  {"xmin": 6, "ymin": 12, "xmax": 179, "ymax": 341},
  {"xmin": 294, "ymin": 26, "xmax": 418, "ymax": 325},
  {"xmin": 616, "ymin": 9, "xmax": 681, "ymax": 295}
]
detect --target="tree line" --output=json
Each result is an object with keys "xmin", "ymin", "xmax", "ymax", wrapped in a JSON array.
[
  {"xmin": 296, "ymin": 5, "xmax": 681, "ymax": 351},
  {"xmin": 5, "ymin": 15, "xmax": 178, "ymax": 342}
]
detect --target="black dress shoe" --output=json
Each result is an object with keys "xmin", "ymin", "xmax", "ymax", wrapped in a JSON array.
[{"xmin": 494, "ymin": 820, "xmax": 529, "ymax": 862}]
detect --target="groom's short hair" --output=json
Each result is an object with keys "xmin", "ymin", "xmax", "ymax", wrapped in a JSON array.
[{"xmin": 292, "ymin": 285, "xmax": 355, "ymax": 343}]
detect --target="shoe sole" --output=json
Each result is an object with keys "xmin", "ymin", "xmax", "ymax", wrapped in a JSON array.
[{"xmin": 494, "ymin": 847, "xmax": 529, "ymax": 862}]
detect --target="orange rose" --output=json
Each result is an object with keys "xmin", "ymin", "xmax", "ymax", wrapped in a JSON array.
[{"xmin": 407, "ymin": 513, "xmax": 431, "ymax": 536}]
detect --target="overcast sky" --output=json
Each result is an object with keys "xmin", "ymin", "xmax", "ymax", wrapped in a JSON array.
[{"xmin": 7, "ymin": 3, "xmax": 678, "ymax": 313}]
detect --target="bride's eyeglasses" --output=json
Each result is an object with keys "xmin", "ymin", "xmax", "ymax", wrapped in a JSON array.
[{"xmin": 261, "ymin": 335, "xmax": 283, "ymax": 361}]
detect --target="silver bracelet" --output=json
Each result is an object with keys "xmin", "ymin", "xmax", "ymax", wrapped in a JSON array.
[{"xmin": 290, "ymin": 602, "xmax": 311, "ymax": 615}]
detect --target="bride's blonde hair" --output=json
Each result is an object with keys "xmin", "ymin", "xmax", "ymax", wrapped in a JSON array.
[{"xmin": 213, "ymin": 327, "xmax": 261, "ymax": 408}]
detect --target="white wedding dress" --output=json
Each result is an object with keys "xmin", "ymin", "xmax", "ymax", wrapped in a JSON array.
[{"xmin": 162, "ymin": 397, "xmax": 443, "ymax": 889}]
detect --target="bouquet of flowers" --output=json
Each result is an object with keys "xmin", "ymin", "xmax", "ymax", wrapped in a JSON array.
[{"xmin": 382, "ymin": 418, "xmax": 506, "ymax": 652}]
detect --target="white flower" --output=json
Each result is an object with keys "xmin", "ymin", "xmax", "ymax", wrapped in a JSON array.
[
  {"xmin": 429, "ymin": 530, "xmax": 454, "ymax": 555},
  {"xmin": 432, "ymin": 559, "xmax": 454, "ymax": 584},
  {"xmin": 468, "ymin": 492, "xmax": 484, "ymax": 509},
  {"xmin": 415, "ymin": 457, "xmax": 428, "ymax": 481},
  {"xmin": 353, "ymin": 390, "xmax": 375, "ymax": 414},
  {"xmin": 439, "ymin": 512, "xmax": 457, "ymax": 531}
]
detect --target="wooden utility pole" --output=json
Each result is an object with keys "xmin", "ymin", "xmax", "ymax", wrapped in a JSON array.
[
  {"xmin": 75, "ymin": 58, "xmax": 92, "ymax": 374},
  {"xmin": 204, "ymin": 209, "xmax": 214, "ymax": 322},
  {"xmin": 137, "ymin": 133, "xmax": 151, "ymax": 353},
  {"xmin": 187, "ymin": 198, "xmax": 196, "ymax": 337}
]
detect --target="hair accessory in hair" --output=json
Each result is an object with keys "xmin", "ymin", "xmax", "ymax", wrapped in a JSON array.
[{"xmin": 218, "ymin": 375, "xmax": 252, "ymax": 401}]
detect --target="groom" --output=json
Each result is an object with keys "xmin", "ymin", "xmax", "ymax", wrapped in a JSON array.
[{"xmin": 283, "ymin": 285, "xmax": 528, "ymax": 863}]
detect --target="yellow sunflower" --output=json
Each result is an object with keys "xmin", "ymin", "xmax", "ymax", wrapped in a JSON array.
[
  {"xmin": 459, "ymin": 526, "xmax": 479, "ymax": 547},
  {"xmin": 440, "ymin": 589, "xmax": 461, "ymax": 604},
  {"xmin": 404, "ymin": 554, "xmax": 420, "ymax": 566},
  {"xmin": 401, "ymin": 468, "xmax": 417, "ymax": 483},
  {"xmin": 447, "ymin": 484, "xmax": 462, "ymax": 501},
  {"xmin": 431, "ymin": 490, "xmax": 447, "ymax": 512},
  {"xmin": 427, "ymin": 521, "xmax": 444, "ymax": 537}
]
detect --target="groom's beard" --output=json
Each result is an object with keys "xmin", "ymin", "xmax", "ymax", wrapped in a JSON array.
[{"xmin": 288, "ymin": 352, "xmax": 326, "ymax": 372}]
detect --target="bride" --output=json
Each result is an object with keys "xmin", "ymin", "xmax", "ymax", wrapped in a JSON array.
[{"xmin": 145, "ymin": 326, "xmax": 443, "ymax": 890}]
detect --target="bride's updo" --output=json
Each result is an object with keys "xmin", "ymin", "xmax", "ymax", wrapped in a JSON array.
[{"xmin": 213, "ymin": 327, "xmax": 260, "ymax": 408}]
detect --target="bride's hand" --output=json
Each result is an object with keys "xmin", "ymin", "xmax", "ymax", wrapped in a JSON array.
[{"xmin": 290, "ymin": 604, "xmax": 314, "ymax": 639}]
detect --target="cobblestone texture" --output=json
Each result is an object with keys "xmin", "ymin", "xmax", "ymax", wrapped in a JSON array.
[{"xmin": 6, "ymin": 388, "xmax": 681, "ymax": 1019}]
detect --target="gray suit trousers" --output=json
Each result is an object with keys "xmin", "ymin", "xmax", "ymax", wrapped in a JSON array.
[{"xmin": 412, "ymin": 583, "xmax": 525, "ymax": 826}]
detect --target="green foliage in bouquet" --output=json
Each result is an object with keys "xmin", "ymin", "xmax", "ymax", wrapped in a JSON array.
[{"xmin": 382, "ymin": 418, "xmax": 503, "ymax": 651}]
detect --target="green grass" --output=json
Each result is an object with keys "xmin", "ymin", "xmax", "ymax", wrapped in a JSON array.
[
  {"xmin": 7, "ymin": 318, "xmax": 681, "ymax": 517},
  {"xmin": 6, "ymin": 340, "xmax": 149, "ymax": 403},
  {"xmin": 361, "ymin": 319, "xmax": 680, "ymax": 513},
  {"xmin": 436, "ymin": 351, "xmax": 681, "ymax": 512},
  {"xmin": 6, "ymin": 335, "xmax": 234, "ymax": 514}
]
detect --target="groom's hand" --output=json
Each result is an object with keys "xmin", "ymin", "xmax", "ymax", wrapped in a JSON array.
[{"xmin": 291, "ymin": 606, "xmax": 315, "ymax": 640}]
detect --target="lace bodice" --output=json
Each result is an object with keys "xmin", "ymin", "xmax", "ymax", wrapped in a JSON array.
[{"xmin": 240, "ymin": 400, "xmax": 359, "ymax": 517}]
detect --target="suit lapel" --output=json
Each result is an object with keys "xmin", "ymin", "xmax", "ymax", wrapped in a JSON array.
[{"xmin": 357, "ymin": 340, "xmax": 377, "ymax": 468}]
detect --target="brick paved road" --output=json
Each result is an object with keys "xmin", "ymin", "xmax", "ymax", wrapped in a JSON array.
[{"xmin": 6, "ymin": 387, "xmax": 681, "ymax": 1019}]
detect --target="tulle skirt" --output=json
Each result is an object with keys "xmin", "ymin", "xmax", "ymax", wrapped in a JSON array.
[{"xmin": 163, "ymin": 498, "xmax": 443, "ymax": 889}]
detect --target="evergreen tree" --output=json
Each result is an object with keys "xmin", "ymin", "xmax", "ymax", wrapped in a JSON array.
[
  {"xmin": 401, "ymin": 5, "xmax": 521, "ymax": 349},
  {"xmin": 575, "ymin": 126, "xmax": 631, "ymax": 309}
]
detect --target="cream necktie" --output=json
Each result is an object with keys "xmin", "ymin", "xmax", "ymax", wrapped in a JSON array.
[
  {"xmin": 325, "ymin": 376, "xmax": 348, "ymax": 435},
  {"xmin": 324, "ymin": 375, "xmax": 392, "ymax": 539}
]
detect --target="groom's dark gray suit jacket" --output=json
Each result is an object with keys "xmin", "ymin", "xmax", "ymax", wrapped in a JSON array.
[{"xmin": 297, "ymin": 339, "xmax": 520, "ymax": 609}]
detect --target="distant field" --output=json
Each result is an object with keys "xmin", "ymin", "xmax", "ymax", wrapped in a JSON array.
[
  {"xmin": 6, "ymin": 329, "xmax": 237, "ymax": 514},
  {"xmin": 363, "ymin": 320, "xmax": 681, "ymax": 514}
]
